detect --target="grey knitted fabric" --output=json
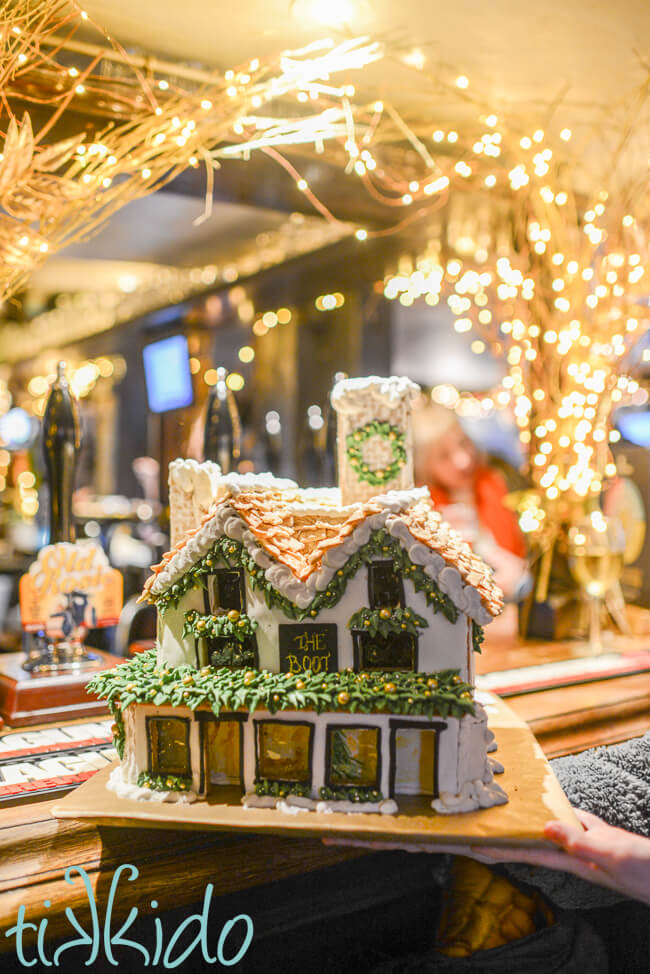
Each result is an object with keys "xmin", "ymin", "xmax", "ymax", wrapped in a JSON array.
[
  {"xmin": 505, "ymin": 732, "xmax": 650, "ymax": 907},
  {"xmin": 551, "ymin": 733, "xmax": 650, "ymax": 836}
]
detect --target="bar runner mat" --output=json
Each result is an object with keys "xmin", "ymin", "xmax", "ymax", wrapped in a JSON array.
[
  {"xmin": 0, "ymin": 719, "xmax": 116, "ymax": 805},
  {"xmin": 476, "ymin": 649, "xmax": 650, "ymax": 697}
]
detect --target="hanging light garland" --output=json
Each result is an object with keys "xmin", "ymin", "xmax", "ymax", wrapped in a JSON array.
[
  {"xmin": 2, "ymin": 3, "xmax": 649, "ymax": 580},
  {"xmin": 0, "ymin": 0, "xmax": 381, "ymax": 304}
]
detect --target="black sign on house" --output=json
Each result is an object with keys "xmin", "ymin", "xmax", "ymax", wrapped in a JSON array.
[{"xmin": 278, "ymin": 624, "xmax": 338, "ymax": 675}]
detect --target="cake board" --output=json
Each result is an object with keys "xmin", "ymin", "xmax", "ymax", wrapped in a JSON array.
[{"xmin": 51, "ymin": 692, "xmax": 582, "ymax": 848}]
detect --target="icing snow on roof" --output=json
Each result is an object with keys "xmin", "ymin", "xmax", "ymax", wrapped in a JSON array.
[
  {"xmin": 142, "ymin": 479, "xmax": 503, "ymax": 625},
  {"xmin": 331, "ymin": 375, "xmax": 420, "ymax": 412}
]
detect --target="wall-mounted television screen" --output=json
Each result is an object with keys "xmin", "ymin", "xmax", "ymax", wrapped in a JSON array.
[
  {"xmin": 615, "ymin": 407, "xmax": 650, "ymax": 447},
  {"xmin": 143, "ymin": 335, "xmax": 193, "ymax": 413}
]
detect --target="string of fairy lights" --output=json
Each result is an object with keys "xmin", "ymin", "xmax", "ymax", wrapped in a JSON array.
[
  {"xmin": 1, "ymin": 2, "xmax": 648, "ymax": 546},
  {"xmin": 0, "ymin": 0, "xmax": 382, "ymax": 303},
  {"xmin": 205, "ymin": 59, "xmax": 649, "ymax": 538}
]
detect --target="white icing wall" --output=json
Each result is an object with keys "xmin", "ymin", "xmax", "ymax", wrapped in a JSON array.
[
  {"xmin": 156, "ymin": 587, "xmax": 205, "ymax": 669},
  {"xmin": 156, "ymin": 563, "xmax": 472, "ymax": 679},
  {"xmin": 402, "ymin": 578, "xmax": 471, "ymax": 675},
  {"xmin": 126, "ymin": 702, "xmax": 472, "ymax": 801},
  {"xmin": 128, "ymin": 703, "xmax": 203, "ymax": 794}
]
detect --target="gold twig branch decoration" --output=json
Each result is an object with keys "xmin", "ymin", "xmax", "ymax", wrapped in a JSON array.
[{"xmin": 0, "ymin": 0, "xmax": 381, "ymax": 303}]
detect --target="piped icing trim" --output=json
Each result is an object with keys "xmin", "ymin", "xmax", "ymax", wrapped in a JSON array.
[
  {"xmin": 431, "ymin": 774, "xmax": 508, "ymax": 814},
  {"xmin": 331, "ymin": 375, "xmax": 420, "ymax": 413},
  {"xmin": 168, "ymin": 458, "xmax": 222, "ymax": 506},
  {"xmin": 241, "ymin": 793, "xmax": 399, "ymax": 815},
  {"xmin": 143, "ymin": 488, "xmax": 502, "ymax": 624},
  {"xmin": 216, "ymin": 472, "xmax": 298, "ymax": 495},
  {"xmin": 106, "ymin": 765, "xmax": 197, "ymax": 804}
]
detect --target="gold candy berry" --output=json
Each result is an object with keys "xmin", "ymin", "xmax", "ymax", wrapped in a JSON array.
[
  {"xmin": 337, "ymin": 691, "xmax": 350, "ymax": 705},
  {"xmin": 227, "ymin": 609, "xmax": 240, "ymax": 622},
  {"xmin": 379, "ymin": 608, "xmax": 392, "ymax": 620}
]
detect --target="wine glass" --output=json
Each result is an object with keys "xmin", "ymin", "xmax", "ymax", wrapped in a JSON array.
[{"xmin": 568, "ymin": 512, "xmax": 626, "ymax": 654}]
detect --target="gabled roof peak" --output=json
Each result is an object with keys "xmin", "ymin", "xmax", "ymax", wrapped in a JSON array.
[{"xmin": 143, "ymin": 486, "xmax": 503, "ymax": 625}]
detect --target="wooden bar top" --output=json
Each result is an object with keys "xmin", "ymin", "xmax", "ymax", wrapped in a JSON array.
[
  {"xmin": 478, "ymin": 606, "xmax": 650, "ymax": 758},
  {"xmin": 1, "ymin": 612, "xmax": 648, "ymax": 953}
]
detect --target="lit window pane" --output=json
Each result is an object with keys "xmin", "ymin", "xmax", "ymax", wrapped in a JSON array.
[
  {"xmin": 149, "ymin": 717, "xmax": 190, "ymax": 776},
  {"xmin": 257, "ymin": 722, "xmax": 312, "ymax": 782},
  {"xmin": 328, "ymin": 727, "xmax": 379, "ymax": 787}
]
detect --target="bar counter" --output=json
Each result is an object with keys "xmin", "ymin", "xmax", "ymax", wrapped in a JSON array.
[{"xmin": 1, "ymin": 611, "xmax": 648, "ymax": 963}]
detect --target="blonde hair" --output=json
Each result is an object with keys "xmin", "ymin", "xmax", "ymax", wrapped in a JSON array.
[{"xmin": 411, "ymin": 402, "xmax": 461, "ymax": 483}]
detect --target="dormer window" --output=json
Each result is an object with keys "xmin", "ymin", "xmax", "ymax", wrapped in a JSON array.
[
  {"xmin": 205, "ymin": 568, "xmax": 245, "ymax": 615},
  {"xmin": 352, "ymin": 630, "xmax": 417, "ymax": 672},
  {"xmin": 368, "ymin": 560, "xmax": 404, "ymax": 609}
]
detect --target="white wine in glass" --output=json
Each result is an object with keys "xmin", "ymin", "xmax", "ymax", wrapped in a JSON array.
[
  {"xmin": 568, "ymin": 513, "xmax": 626, "ymax": 654},
  {"xmin": 569, "ymin": 549, "xmax": 625, "ymax": 599}
]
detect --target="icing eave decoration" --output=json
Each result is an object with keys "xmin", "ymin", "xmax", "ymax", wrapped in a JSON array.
[{"xmin": 141, "ymin": 489, "xmax": 503, "ymax": 625}]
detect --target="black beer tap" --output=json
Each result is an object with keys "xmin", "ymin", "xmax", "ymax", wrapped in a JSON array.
[
  {"xmin": 42, "ymin": 362, "xmax": 80, "ymax": 545},
  {"xmin": 203, "ymin": 367, "xmax": 241, "ymax": 473}
]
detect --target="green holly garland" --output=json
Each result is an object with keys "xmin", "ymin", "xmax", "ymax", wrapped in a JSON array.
[
  {"xmin": 254, "ymin": 778, "xmax": 311, "ymax": 798},
  {"xmin": 137, "ymin": 771, "xmax": 193, "ymax": 792},
  {"xmin": 182, "ymin": 609, "xmax": 257, "ymax": 643},
  {"xmin": 346, "ymin": 420, "xmax": 407, "ymax": 486},
  {"xmin": 347, "ymin": 605, "xmax": 428, "ymax": 638},
  {"xmin": 153, "ymin": 529, "xmax": 462, "ymax": 629},
  {"xmin": 472, "ymin": 620, "xmax": 485, "ymax": 654},
  {"xmin": 319, "ymin": 784, "xmax": 383, "ymax": 803},
  {"xmin": 87, "ymin": 649, "xmax": 476, "ymax": 722}
]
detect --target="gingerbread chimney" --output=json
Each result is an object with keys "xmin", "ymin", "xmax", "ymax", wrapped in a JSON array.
[
  {"xmin": 168, "ymin": 459, "xmax": 222, "ymax": 547},
  {"xmin": 330, "ymin": 376, "xmax": 420, "ymax": 505}
]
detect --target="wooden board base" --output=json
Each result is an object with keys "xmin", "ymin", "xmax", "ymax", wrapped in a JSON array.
[
  {"xmin": 0, "ymin": 650, "xmax": 117, "ymax": 726},
  {"xmin": 52, "ymin": 693, "xmax": 581, "ymax": 848}
]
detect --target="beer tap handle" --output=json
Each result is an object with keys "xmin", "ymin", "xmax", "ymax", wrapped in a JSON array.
[{"xmin": 42, "ymin": 362, "xmax": 80, "ymax": 544}]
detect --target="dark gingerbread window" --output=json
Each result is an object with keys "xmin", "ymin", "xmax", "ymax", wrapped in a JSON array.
[
  {"xmin": 353, "ymin": 630, "xmax": 417, "ymax": 672},
  {"xmin": 205, "ymin": 568, "xmax": 246, "ymax": 614},
  {"xmin": 368, "ymin": 560, "xmax": 404, "ymax": 609},
  {"xmin": 206, "ymin": 633, "xmax": 257, "ymax": 669}
]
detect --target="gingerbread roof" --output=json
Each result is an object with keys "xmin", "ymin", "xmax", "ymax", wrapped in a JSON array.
[{"xmin": 141, "ymin": 483, "xmax": 503, "ymax": 625}]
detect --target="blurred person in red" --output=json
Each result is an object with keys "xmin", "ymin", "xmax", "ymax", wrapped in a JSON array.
[{"xmin": 412, "ymin": 402, "xmax": 530, "ymax": 601}]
